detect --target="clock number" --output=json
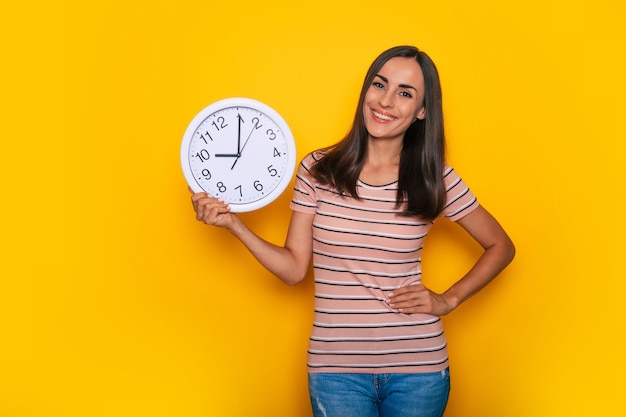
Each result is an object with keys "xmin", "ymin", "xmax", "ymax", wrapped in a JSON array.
[
  {"xmin": 233, "ymin": 181, "xmax": 263, "ymax": 197},
  {"xmin": 273, "ymin": 147, "xmax": 282, "ymax": 158},
  {"xmin": 212, "ymin": 116, "xmax": 227, "ymax": 131},
  {"xmin": 201, "ymin": 168, "xmax": 211, "ymax": 180},
  {"xmin": 266, "ymin": 128, "xmax": 277, "ymax": 140},
  {"xmin": 199, "ymin": 131, "xmax": 213, "ymax": 144},
  {"xmin": 233, "ymin": 181, "xmax": 265, "ymax": 197},
  {"xmin": 195, "ymin": 149, "xmax": 210, "ymax": 162},
  {"xmin": 216, "ymin": 182, "xmax": 226, "ymax": 193},
  {"xmin": 252, "ymin": 117, "xmax": 263, "ymax": 130},
  {"xmin": 267, "ymin": 165, "xmax": 278, "ymax": 177}
]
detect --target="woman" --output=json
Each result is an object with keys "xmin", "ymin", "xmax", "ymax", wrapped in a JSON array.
[{"xmin": 190, "ymin": 45, "xmax": 515, "ymax": 417}]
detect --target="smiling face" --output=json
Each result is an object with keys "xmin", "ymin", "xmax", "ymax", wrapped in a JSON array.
[{"xmin": 363, "ymin": 57, "xmax": 426, "ymax": 143}]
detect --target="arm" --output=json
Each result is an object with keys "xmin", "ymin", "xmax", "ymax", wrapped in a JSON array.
[
  {"xmin": 190, "ymin": 190, "xmax": 314, "ymax": 285},
  {"xmin": 387, "ymin": 205, "xmax": 515, "ymax": 315}
]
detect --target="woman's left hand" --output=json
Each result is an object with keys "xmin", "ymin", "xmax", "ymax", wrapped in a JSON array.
[
  {"xmin": 385, "ymin": 284, "xmax": 455, "ymax": 316},
  {"xmin": 385, "ymin": 206, "xmax": 515, "ymax": 317}
]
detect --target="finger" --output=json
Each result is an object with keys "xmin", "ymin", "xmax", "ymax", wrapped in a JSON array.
[
  {"xmin": 190, "ymin": 191, "xmax": 209, "ymax": 204},
  {"xmin": 386, "ymin": 287, "xmax": 431, "ymax": 313},
  {"xmin": 191, "ymin": 194, "xmax": 221, "ymax": 217},
  {"xmin": 386, "ymin": 284, "xmax": 425, "ymax": 302},
  {"xmin": 204, "ymin": 203, "xmax": 231, "ymax": 224},
  {"xmin": 389, "ymin": 297, "xmax": 427, "ymax": 311},
  {"xmin": 204, "ymin": 206, "xmax": 222, "ymax": 224},
  {"xmin": 194, "ymin": 198, "xmax": 212, "ymax": 220},
  {"xmin": 387, "ymin": 282, "xmax": 424, "ymax": 295},
  {"xmin": 390, "ymin": 298, "xmax": 432, "ymax": 315}
]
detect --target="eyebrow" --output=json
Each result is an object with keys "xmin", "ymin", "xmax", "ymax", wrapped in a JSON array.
[{"xmin": 374, "ymin": 74, "xmax": 417, "ymax": 91}]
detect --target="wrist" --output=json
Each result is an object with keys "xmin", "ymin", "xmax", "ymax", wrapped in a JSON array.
[
  {"xmin": 442, "ymin": 290, "xmax": 462, "ymax": 313},
  {"xmin": 225, "ymin": 215, "xmax": 245, "ymax": 235}
]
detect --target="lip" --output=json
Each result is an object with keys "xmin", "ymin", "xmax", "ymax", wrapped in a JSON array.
[{"xmin": 371, "ymin": 109, "xmax": 396, "ymax": 122}]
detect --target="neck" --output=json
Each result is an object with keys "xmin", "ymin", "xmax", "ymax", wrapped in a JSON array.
[
  {"xmin": 360, "ymin": 138, "xmax": 402, "ymax": 185},
  {"xmin": 366, "ymin": 138, "xmax": 403, "ymax": 167}
]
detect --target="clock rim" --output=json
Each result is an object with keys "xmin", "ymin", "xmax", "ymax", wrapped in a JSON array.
[{"xmin": 180, "ymin": 97, "xmax": 297, "ymax": 213}]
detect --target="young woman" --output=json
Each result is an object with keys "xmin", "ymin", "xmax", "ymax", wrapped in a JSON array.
[{"xmin": 190, "ymin": 45, "xmax": 515, "ymax": 417}]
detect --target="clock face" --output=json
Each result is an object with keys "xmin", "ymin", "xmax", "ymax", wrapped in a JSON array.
[{"xmin": 181, "ymin": 98, "xmax": 296, "ymax": 212}]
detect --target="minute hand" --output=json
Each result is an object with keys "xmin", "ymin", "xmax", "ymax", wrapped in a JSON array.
[
  {"xmin": 236, "ymin": 113, "xmax": 242, "ymax": 155},
  {"xmin": 230, "ymin": 126, "xmax": 256, "ymax": 170},
  {"xmin": 216, "ymin": 113, "xmax": 243, "ymax": 158}
]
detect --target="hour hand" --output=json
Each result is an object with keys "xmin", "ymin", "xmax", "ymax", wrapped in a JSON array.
[{"xmin": 215, "ymin": 114, "xmax": 244, "ymax": 158}]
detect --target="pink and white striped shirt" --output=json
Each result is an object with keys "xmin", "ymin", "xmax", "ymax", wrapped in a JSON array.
[{"xmin": 290, "ymin": 151, "xmax": 479, "ymax": 374}]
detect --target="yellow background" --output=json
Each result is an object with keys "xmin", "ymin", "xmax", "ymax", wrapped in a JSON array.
[{"xmin": 2, "ymin": 0, "xmax": 624, "ymax": 416}]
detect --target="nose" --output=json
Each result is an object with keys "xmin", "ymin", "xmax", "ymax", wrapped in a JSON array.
[{"xmin": 379, "ymin": 89, "xmax": 394, "ymax": 108}]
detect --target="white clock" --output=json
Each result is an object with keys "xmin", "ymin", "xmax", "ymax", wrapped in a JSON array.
[{"xmin": 181, "ymin": 97, "xmax": 297, "ymax": 212}]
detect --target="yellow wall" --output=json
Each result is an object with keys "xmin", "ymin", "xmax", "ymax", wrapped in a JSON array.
[{"xmin": 2, "ymin": 0, "xmax": 624, "ymax": 416}]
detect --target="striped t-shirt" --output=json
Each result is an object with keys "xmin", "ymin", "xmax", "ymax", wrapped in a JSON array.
[{"xmin": 290, "ymin": 151, "xmax": 479, "ymax": 374}]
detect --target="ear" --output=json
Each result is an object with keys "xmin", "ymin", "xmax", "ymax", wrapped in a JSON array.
[{"xmin": 416, "ymin": 106, "xmax": 426, "ymax": 120}]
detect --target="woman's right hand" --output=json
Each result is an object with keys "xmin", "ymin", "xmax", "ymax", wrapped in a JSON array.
[
  {"xmin": 189, "ymin": 186, "xmax": 314, "ymax": 285},
  {"xmin": 189, "ymin": 187, "xmax": 237, "ymax": 229}
]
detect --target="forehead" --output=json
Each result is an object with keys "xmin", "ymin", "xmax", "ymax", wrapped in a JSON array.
[{"xmin": 377, "ymin": 57, "xmax": 424, "ymax": 88}]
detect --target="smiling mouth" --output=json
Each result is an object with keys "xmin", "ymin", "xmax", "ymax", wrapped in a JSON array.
[{"xmin": 372, "ymin": 110, "xmax": 396, "ymax": 121}]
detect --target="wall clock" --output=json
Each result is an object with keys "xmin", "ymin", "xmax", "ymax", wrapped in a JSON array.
[{"xmin": 181, "ymin": 98, "xmax": 297, "ymax": 212}]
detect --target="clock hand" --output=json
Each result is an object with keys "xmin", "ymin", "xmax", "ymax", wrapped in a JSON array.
[
  {"xmin": 216, "ymin": 114, "xmax": 244, "ymax": 158},
  {"xmin": 230, "ymin": 126, "xmax": 256, "ymax": 170},
  {"xmin": 237, "ymin": 113, "xmax": 243, "ymax": 156}
]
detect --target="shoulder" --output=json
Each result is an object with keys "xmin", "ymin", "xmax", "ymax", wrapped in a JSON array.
[
  {"xmin": 304, "ymin": 149, "xmax": 327, "ymax": 164},
  {"xmin": 440, "ymin": 164, "xmax": 480, "ymax": 220},
  {"xmin": 442, "ymin": 164, "xmax": 463, "ymax": 186},
  {"xmin": 442, "ymin": 164, "xmax": 455, "ymax": 176},
  {"xmin": 299, "ymin": 149, "xmax": 328, "ymax": 170}
]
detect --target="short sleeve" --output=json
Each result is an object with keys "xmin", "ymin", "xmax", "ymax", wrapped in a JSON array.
[
  {"xmin": 289, "ymin": 153, "xmax": 319, "ymax": 214},
  {"xmin": 441, "ymin": 166, "xmax": 480, "ymax": 221}
]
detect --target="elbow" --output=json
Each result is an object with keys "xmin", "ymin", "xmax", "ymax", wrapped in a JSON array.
[
  {"xmin": 503, "ymin": 237, "xmax": 516, "ymax": 266},
  {"xmin": 487, "ymin": 235, "xmax": 516, "ymax": 270},
  {"xmin": 282, "ymin": 270, "xmax": 308, "ymax": 286}
]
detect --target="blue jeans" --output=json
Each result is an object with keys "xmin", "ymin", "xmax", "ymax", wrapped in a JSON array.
[{"xmin": 308, "ymin": 370, "xmax": 450, "ymax": 417}]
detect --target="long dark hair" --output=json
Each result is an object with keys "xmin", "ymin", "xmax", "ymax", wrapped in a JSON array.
[{"xmin": 310, "ymin": 45, "xmax": 446, "ymax": 221}]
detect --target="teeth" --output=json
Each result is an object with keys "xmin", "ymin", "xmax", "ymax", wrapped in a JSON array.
[{"xmin": 373, "ymin": 111, "xmax": 394, "ymax": 121}]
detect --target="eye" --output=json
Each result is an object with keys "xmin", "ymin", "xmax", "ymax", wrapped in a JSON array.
[
  {"xmin": 372, "ymin": 81, "xmax": 385, "ymax": 89},
  {"xmin": 400, "ymin": 91, "xmax": 413, "ymax": 98}
]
